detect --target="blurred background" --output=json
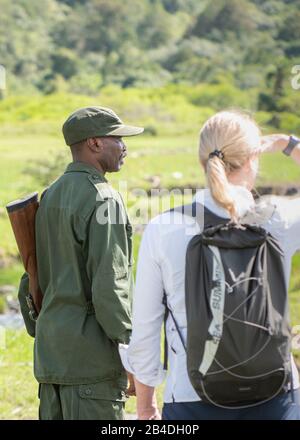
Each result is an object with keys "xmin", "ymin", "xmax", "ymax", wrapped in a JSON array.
[{"xmin": 0, "ymin": 0, "xmax": 300, "ymax": 419}]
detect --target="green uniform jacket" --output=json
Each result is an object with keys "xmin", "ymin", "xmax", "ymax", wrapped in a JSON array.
[{"xmin": 19, "ymin": 162, "xmax": 133, "ymax": 386}]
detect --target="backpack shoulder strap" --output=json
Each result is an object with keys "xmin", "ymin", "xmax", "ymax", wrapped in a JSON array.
[
  {"xmin": 171, "ymin": 202, "xmax": 229, "ymax": 229},
  {"xmin": 172, "ymin": 200, "xmax": 277, "ymax": 230},
  {"xmin": 162, "ymin": 290, "xmax": 186, "ymax": 371}
]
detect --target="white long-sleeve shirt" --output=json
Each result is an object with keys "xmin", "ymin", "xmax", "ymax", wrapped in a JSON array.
[{"xmin": 120, "ymin": 185, "xmax": 300, "ymax": 403}]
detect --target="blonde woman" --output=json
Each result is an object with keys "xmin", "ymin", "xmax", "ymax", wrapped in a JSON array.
[{"xmin": 120, "ymin": 111, "xmax": 300, "ymax": 420}]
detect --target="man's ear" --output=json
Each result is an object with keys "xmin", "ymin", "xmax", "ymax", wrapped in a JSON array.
[{"xmin": 86, "ymin": 137, "xmax": 103, "ymax": 153}]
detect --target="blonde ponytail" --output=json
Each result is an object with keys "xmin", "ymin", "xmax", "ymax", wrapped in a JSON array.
[
  {"xmin": 206, "ymin": 155, "xmax": 238, "ymax": 222},
  {"xmin": 199, "ymin": 110, "xmax": 261, "ymax": 222}
]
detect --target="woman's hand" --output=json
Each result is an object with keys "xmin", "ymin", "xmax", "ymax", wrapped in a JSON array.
[
  {"xmin": 260, "ymin": 134, "xmax": 290, "ymax": 153},
  {"xmin": 138, "ymin": 407, "xmax": 161, "ymax": 420},
  {"xmin": 134, "ymin": 377, "xmax": 161, "ymax": 420},
  {"xmin": 261, "ymin": 133, "xmax": 300, "ymax": 165}
]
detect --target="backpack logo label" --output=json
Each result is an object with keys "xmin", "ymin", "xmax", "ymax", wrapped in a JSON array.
[{"xmin": 228, "ymin": 268, "xmax": 247, "ymax": 284}]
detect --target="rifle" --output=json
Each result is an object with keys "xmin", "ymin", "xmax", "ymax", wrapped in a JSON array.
[{"xmin": 6, "ymin": 192, "xmax": 43, "ymax": 320}]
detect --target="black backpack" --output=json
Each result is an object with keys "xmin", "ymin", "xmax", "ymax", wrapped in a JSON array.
[{"xmin": 163, "ymin": 202, "xmax": 292, "ymax": 409}]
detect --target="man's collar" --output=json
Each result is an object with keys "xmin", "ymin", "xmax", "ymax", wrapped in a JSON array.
[{"xmin": 64, "ymin": 162, "xmax": 107, "ymax": 182}]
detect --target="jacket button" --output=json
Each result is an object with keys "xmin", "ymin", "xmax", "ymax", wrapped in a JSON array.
[{"xmin": 85, "ymin": 388, "xmax": 92, "ymax": 395}]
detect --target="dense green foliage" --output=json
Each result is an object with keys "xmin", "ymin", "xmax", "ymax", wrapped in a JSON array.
[{"xmin": 0, "ymin": 0, "xmax": 300, "ymax": 95}]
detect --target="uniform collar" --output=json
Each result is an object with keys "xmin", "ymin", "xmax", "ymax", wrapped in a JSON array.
[
  {"xmin": 194, "ymin": 184, "xmax": 255, "ymax": 219},
  {"xmin": 64, "ymin": 162, "xmax": 107, "ymax": 182}
]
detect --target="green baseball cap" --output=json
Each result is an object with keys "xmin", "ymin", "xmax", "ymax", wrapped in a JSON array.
[{"xmin": 62, "ymin": 106, "xmax": 144, "ymax": 146}]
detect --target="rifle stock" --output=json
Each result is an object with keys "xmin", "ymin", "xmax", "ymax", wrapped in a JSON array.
[{"xmin": 6, "ymin": 192, "xmax": 43, "ymax": 318}]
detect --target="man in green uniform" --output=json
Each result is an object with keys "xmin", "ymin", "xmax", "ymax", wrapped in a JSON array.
[{"xmin": 18, "ymin": 106, "xmax": 144, "ymax": 419}]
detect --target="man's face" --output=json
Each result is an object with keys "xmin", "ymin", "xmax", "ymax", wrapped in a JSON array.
[{"xmin": 97, "ymin": 136, "xmax": 127, "ymax": 173}]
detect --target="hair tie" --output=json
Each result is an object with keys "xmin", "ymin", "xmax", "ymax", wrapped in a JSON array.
[{"xmin": 209, "ymin": 150, "xmax": 224, "ymax": 160}]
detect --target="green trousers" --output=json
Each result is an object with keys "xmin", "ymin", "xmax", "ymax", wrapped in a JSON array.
[{"xmin": 38, "ymin": 381, "xmax": 127, "ymax": 420}]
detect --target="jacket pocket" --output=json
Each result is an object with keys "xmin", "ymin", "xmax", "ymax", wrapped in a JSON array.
[
  {"xmin": 78, "ymin": 381, "xmax": 127, "ymax": 419},
  {"xmin": 79, "ymin": 381, "xmax": 127, "ymax": 402}
]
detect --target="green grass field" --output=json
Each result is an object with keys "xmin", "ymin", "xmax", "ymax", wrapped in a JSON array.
[
  {"xmin": 0, "ymin": 252, "xmax": 299, "ymax": 420},
  {"xmin": 0, "ymin": 330, "xmax": 164, "ymax": 420},
  {"xmin": 0, "ymin": 92, "xmax": 300, "ymax": 419}
]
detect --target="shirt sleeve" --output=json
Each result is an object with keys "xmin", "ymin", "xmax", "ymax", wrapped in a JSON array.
[
  {"xmin": 84, "ymin": 198, "xmax": 132, "ymax": 344},
  {"xmin": 119, "ymin": 220, "xmax": 167, "ymax": 387},
  {"xmin": 284, "ymin": 197, "xmax": 300, "ymax": 255},
  {"xmin": 270, "ymin": 196, "xmax": 300, "ymax": 256}
]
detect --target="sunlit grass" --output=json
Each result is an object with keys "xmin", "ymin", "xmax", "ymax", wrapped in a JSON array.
[{"xmin": 0, "ymin": 331, "xmax": 38, "ymax": 420}]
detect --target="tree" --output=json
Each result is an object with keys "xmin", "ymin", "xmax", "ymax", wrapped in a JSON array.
[
  {"xmin": 278, "ymin": 11, "xmax": 300, "ymax": 42},
  {"xmin": 189, "ymin": 0, "xmax": 259, "ymax": 38},
  {"xmin": 51, "ymin": 48, "xmax": 80, "ymax": 79},
  {"xmin": 258, "ymin": 62, "xmax": 290, "ymax": 111}
]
